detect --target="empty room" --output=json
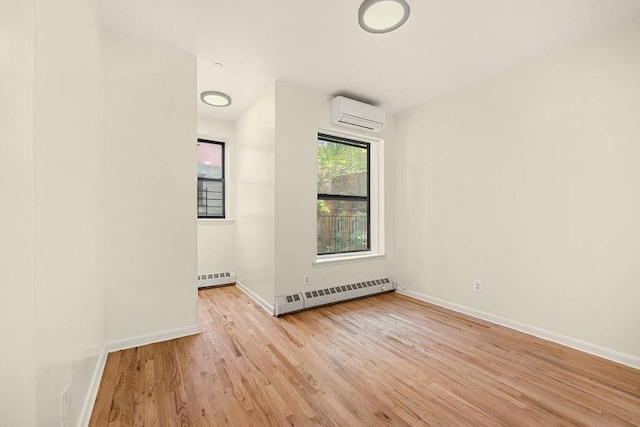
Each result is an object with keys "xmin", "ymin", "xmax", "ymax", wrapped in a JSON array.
[{"xmin": 2, "ymin": 0, "xmax": 640, "ymax": 425}]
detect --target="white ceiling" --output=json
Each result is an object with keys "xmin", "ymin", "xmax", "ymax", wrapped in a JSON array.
[{"xmin": 99, "ymin": 0, "xmax": 640, "ymax": 120}]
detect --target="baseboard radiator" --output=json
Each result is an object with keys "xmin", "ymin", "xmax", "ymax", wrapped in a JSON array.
[
  {"xmin": 197, "ymin": 271, "xmax": 237, "ymax": 288},
  {"xmin": 274, "ymin": 277, "xmax": 396, "ymax": 316}
]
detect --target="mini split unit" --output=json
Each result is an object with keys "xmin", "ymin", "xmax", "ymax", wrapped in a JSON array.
[{"xmin": 330, "ymin": 96, "xmax": 386, "ymax": 133}]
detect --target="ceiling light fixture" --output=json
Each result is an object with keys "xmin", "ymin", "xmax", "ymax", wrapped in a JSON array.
[
  {"xmin": 200, "ymin": 91, "xmax": 232, "ymax": 107},
  {"xmin": 358, "ymin": 0, "xmax": 410, "ymax": 34}
]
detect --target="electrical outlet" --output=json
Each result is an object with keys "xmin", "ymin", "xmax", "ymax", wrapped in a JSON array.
[
  {"xmin": 61, "ymin": 387, "xmax": 70, "ymax": 423},
  {"xmin": 473, "ymin": 279, "xmax": 482, "ymax": 293},
  {"xmin": 304, "ymin": 274, "xmax": 310, "ymax": 286}
]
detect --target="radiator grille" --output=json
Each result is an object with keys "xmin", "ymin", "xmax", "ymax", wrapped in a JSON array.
[
  {"xmin": 275, "ymin": 277, "xmax": 395, "ymax": 316},
  {"xmin": 197, "ymin": 271, "xmax": 237, "ymax": 288}
]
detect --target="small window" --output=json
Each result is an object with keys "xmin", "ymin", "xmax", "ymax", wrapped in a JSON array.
[
  {"xmin": 317, "ymin": 133, "xmax": 370, "ymax": 255},
  {"xmin": 197, "ymin": 139, "xmax": 225, "ymax": 218}
]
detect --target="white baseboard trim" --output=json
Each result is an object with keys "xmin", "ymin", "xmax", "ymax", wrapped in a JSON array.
[
  {"xmin": 77, "ymin": 324, "xmax": 201, "ymax": 425},
  {"xmin": 397, "ymin": 289, "xmax": 640, "ymax": 370},
  {"xmin": 78, "ymin": 346, "xmax": 108, "ymax": 427},
  {"xmin": 236, "ymin": 281, "xmax": 274, "ymax": 315},
  {"xmin": 105, "ymin": 324, "xmax": 201, "ymax": 353}
]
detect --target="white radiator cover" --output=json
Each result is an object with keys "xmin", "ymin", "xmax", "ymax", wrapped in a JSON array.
[
  {"xmin": 197, "ymin": 271, "xmax": 237, "ymax": 288},
  {"xmin": 275, "ymin": 277, "xmax": 396, "ymax": 316}
]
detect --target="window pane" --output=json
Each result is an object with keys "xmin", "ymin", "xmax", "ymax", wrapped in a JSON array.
[
  {"xmin": 197, "ymin": 142, "xmax": 223, "ymax": 179},
  {"xmin": 198, "ymin": 180, "xmax": 223, "ymax": 217},
  {"xmin": 317, "ymin": 199, "xmax": 368, "ymax": 254},
  {"xmin": 317, "ymin": 140, "xmax": 367, "ymax": 197}
]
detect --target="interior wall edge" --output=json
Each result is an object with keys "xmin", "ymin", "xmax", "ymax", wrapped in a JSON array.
[
  {"xmin": 104, "ymin": 324, "xmax": 201, "ymax": 353},
  {"xmin": 235, "ymin": 281, "xmax": 275, "ymax": 315},
  {"xmin": 77, "ymin": 346, "xmax": 108, "ymax": 427}
]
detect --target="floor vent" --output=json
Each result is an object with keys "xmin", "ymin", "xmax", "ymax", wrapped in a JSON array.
[
  {"xmin": 197, "ymin": 271, "xmax": 237, "ymax": 289},
  {"xmin": 275, "ymin": 277, "xmax": 396, "ymax": 316}
]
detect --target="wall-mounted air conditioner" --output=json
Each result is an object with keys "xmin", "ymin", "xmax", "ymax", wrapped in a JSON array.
[{"xmin": 330, "ymin": 96, "xmax": 386, "ymax": 133}]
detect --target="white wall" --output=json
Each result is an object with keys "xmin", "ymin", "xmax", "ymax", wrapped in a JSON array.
[
  {"xmin": 233, "ymin": 81, "xmax": 397, "ymax": 305},
  {"xmin": 104, "ymin": 32, "xmax": 198, "ymax": 341},
  {"xmin": 1, "ymin": 8, "xmax": 200, "ymax": 425},
  {"xmin": 0, "ymin": 0, "xmax": 36, "ymax": 424},
  {"xmin": 197, "ymin": 115, "xmax": 236, "ymax": 276},
  {"xmin": 395, "ymin": 19, "xmax": 640, "ymax": 358},
  {"xmin": 235, "ymin": 84, "xmax": 277, "ymax": 305},
  {"xmin": 274, "ymin": 81, "xmax": 397, "ymax": 296},
  {"xmin": 31, "ymin": 0, "xmax": 106, "ymax": 425}
]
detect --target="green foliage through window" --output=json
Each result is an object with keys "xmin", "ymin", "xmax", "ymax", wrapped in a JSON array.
[{"xmin": 317, "ymin": 134, "xmax": 370, "ymax": 255}]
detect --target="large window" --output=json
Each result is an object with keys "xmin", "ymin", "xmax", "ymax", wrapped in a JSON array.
[
  {"xmin": 197, "ymin": 139, "xmax": 225, "ymax": 218},
  {"xmin": 317, "ymin": 133, "xmax": 370, "ymax": 255}
]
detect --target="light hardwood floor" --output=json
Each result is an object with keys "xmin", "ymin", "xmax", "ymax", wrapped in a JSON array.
[{"xmin": 90, "ymin": 286, "xmax": 640, "ymax": 426}]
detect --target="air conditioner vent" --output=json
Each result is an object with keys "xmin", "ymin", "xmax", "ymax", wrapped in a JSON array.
[{"xmin": 330, "ymin": 96, "xmax": 386, "ymax": 133}]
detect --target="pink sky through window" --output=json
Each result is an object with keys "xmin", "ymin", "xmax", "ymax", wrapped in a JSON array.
[{"xmin": 197, "ymin": 142, "xmax": 222, "ymax": 167}]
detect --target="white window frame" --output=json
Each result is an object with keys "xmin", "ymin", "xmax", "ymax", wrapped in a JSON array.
[
  {"xmin": 315, "ymin": 128, "xmax": 385, "ymax": 265},
  {"xmin": 197, "ymin": 133, "xmax": 233, "ymax": 223}
]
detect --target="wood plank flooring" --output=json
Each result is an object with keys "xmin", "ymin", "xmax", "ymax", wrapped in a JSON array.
[{"xmin": 90, "ymin": 286, "xmax": 640, "ymax": 426}]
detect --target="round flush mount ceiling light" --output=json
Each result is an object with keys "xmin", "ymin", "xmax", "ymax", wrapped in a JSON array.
[
  {"xmin": 358, "ymin": 0, "xmax": 410, "ymax": 34},
  {"xmin": 200, "ymin": 91, "xmax": 232, "ymax": 107}
]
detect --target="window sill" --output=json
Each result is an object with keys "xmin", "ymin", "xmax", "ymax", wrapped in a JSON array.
[
  {"xmin": 197, "ymin": 218, "xmax": 234, "ymax": 224},
  {"xmin": 313, "ymin": 253, "xmax": 385, "ymax": 268}
]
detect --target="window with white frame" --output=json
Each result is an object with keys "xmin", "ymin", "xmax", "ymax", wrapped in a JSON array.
[
  {"xmin": 317, "ymin": 132, "xmax": 383, "ymax": 257},
  {"xmin": 197, "ymin": 139, "xmax": 225, "ymax": 218}
]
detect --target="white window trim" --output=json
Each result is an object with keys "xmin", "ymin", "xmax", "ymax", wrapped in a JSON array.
[
  {"xmin": 313, "ymin": 253, "xmax": 386, "ymax": 268},
  {"xmin": 197, "ymin": 133, "xmax": 233, "ymax": 220},
  {"xmin": 316, "ymin": 128, "xmax": 385, "ymax": 263}
]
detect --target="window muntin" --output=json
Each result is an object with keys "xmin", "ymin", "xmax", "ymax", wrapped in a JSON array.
[
  {"xmin": 317, "ymin": 133, "xmax": 370, "ymax": 255},
  {"xmin": 197, "ymin": 139, "xmax": 225, "ymax": 218}
]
